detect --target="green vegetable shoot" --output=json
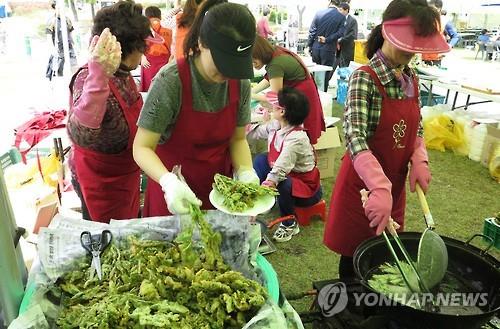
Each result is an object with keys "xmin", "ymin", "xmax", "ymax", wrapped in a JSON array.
[
  {"xmin": 55, "ymin": 204, "xmax": 267, "ymax": 328},
  {"xmin": 213, "ymin": 174, "xmax": 279, "ymax": 213}
]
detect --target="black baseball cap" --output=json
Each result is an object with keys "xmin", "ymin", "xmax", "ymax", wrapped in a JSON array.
[{"xmin": 201, "ymin": 12, "xmax": 255, "ymax": 80}]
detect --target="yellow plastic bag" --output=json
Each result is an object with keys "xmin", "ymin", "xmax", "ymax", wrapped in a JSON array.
[
  {"xmin": 489, "ymin": 144, "xmax": 500, "ymax": 183},
  {"xmin": 423, "ymin": 114, "xmax": 466, "ymax": 154},
  {"xmin": 23, "ymin": 149, "xmax": 61, "ymax": 188}
]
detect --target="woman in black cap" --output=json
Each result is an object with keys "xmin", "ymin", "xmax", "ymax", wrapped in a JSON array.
[{"xmin": 134, "ymin": 0, "xmax": 259, "ymax": 216}]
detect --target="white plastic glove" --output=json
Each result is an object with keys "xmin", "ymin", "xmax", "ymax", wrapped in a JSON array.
[
  {"xmin": 89, "ymin": 28, "xmax": 122, "ymax": 77},
  {"xmin": 159, "ymin": 172, "xmax": 201, "ymax": 214},
  {"xmin": 235, "ymin": 168, "xmax": 260, "ymax": 185}
]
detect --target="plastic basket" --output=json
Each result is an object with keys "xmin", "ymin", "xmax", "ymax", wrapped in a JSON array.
[
  {"xmin": 255, "ymin": 252, "xmax": 280, "ymax": 303},
  {"xmin": 0, "ymin": 148, "xmax": 22, "ymax": 170},
  {"xmin": 483, "ymin": 218, "xmax": 500, "ymax": 250}
]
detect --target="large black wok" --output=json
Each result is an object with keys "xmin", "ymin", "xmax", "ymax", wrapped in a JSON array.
[{"xmin": 353, "ymin": 232, "xmax": 500, "ymax": 329}]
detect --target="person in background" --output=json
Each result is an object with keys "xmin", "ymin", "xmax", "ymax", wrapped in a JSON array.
[
  {"xmin": 257, "ymin": 7, "xmax": 274, "ymax": 40},
  {"xmin": 161, "ymin": 1, "xmax": 183, "ymax": 30},
  {"xmin": 336, "ymin": 2, "xmax": 357, "ymax": 68},
  {"xmin": 140, "ymin": 6, "xmax": 172, "ymax": 92},
  {"xmin": 287, "ymin": 15, "xmax": 299, "ymax": 50},
  {"xmin": 0, "ymin": 20, "xmax": 6, "ymax": 54},
  {"xmin": 422, "ymin": 0, "xmax": 459, "ymax": 66},
  {"xmin": 251, "ymin": 35, "xmax": 325, "ymax": 144},
  {"xmin": 477, "ymin": 29, "xmax": 490, "ymax": 44},
  {"xmin": 307, "ymin": 0, "xmax": 346, "ymax": 92},
  {"xmin": 248, "ymin": 88, "xmax": 322, "ymax": 242},
  {"xmin": 67, "ymin": 0, "xmax": 151, "ymax": 222},
  {"xmin": 172, "ymin": 0, "xmax": 204, "ymax": 60},
  {"xmin": 134, "ymin": 0, "xmax": 259, "ymax": 216},
  {"xmin": 46, "ymin": 0, "xmax": 78, "ymax": 77},
  {"xmin": 324, "ymin": 0, "xmax": 449, "ymax": 279},
  {"xmin": 440, "ymin": 9, "xmax": 460, "ymax": 48}
]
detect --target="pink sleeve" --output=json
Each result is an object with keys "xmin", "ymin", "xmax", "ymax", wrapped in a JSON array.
[
  {"xmin": 70, "ymin": 62, "xmax": 110, "ymax": 129},
  {"xmin": 264, "ymin": 20, "xmax": 273, "ymax": 35}
]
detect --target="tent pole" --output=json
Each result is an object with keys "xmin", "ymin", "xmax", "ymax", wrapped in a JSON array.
[{"xmin": 0, "ymin": 165, "xmax": 27, "ymax": 326}]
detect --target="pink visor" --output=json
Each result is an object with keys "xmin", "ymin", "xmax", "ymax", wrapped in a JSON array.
[
  {"xmin": 382, "ymin": 17, "xmax": 450, "ymax": 54},
  {"xmin": 265, "ymin": 91, "xmax": 284, "ymax": 110}
]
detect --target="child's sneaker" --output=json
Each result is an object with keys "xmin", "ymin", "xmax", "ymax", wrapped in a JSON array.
[{"xmin": 272, "ymin": 222, "xmax": 300, "ymax": 242}]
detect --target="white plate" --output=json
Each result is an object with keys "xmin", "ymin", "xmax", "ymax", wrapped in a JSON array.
[{"xmin": 209, "ymin": 189, "xmax": 275, "ymax": 216}]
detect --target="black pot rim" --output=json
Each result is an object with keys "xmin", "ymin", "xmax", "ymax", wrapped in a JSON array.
[{"xmin": 353, "ymin": 231, "xmax": 500, "ymax": 317}]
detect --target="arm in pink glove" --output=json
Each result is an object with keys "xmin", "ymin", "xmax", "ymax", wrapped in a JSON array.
[
  {"xmin": 71, "ymin": 28, "xmax": 121, "ymax": 129},
  {"xmin": 409, "ymin": 136, "xmax": 431, "ymax": 193},
  {"xmin": 353, "ymin": 150, "xmax": 393, "ymax": 235},
  {"xmin": 71, "ymin": 61, "xmax": 110, "ymax": 129}
]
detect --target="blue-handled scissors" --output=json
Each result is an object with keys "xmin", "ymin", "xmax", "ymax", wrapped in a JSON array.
[{"xmin": 80, "ymin": 230, "xmax": 112, "ymax": 280}]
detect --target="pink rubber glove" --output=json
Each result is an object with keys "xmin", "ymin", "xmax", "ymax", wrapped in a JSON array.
[
  {"xmin": 88, "ymin": 28, "xmax": 121, "ymax": 77},
  {"xmin": 409, "ymin": 136, "xmax": 431, "ymax": 193},
  {"xmin": 353, "ymin": 150, "xmax": 393, "ymax": 235},
  {"xmin": 262, "ymin": 180, "xmax": 276, "ymax": 188},
  {"xmin": 72, "ymin": 28, "xmax": 122, "ymax": 129}
]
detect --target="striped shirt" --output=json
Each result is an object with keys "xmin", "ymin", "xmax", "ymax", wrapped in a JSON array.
[{"xmin": 344, "ymin": 52, "xmax": 423, "ymax": 157}]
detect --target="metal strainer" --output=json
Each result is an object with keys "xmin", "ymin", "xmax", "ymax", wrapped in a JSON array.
[{"xmin": 416, "ymin": 185, "xmax": 448, "ymax": 290}]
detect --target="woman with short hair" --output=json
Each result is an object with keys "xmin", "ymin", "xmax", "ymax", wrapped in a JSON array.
[{"xmin": 67, "ymin": 0, "xmax": 151, "ymax": 222}]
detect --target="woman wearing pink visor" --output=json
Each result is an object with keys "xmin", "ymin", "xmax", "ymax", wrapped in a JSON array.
[{"xmin": 323, "ymin": 0, "xmax": 450, "ymax": 279}]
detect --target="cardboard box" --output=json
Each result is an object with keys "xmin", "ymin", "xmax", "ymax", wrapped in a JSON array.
[
  {"xmin": 33, "ymin": 188, "xmax": 59, "ymax": 234},
  {"xmin": 314, "ymin": 126, "xmax": 343, "ymax": 178},
  {"xmin": 481, "ymin": 124, "xmax": 500, "ymax": 167},
  {"xmin": 315, "ymin": 126, "xmax": 342, "ymax": 150},
  {"xmin": 316, "ymin": 148, "xmax": 337, "ymax": 178}
]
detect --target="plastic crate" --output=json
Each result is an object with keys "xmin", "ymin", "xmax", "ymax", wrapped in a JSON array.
[
  {"xmin": 420, "ymin": 90, "xmax": 446, "ymax": 107},
  {"xmin": 0, "ymin": 148, "xmax": 22, "ymax": 170},
  {"xmin": 483, "ymin": 217, "xmax": 500, "ymax": 250}
]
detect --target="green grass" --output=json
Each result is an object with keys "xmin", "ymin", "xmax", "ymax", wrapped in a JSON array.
[{"xmin": 262, "ymin": 103, "xmax": 500, "ymax": 314}]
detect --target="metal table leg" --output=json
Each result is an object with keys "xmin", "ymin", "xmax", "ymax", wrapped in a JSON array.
[
  {"xmin": 427, "ymin": 82, "xmax": 433, "ymax": 106},
  {"xmin": 452, "ymin": 92, "xmax": 458, "ymax": 110},
  {"xmin": 464, "ymin": 94, "xmax": 471, "ymax": 110}
]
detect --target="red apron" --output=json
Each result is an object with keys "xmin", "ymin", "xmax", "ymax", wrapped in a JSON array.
[
  {"xmin": 266, "ymin": 47, "xmax": 326, "ymax": 144},
  {"xmin": 140, "ymin": 55, "xmax": 168, "ymax": 92},
  {"xmin": 324, "ymin": 66, "xmax": 420, "ymax": 256},
  {"xmin": 268, "ymin": 127, "xmax": 320, "ymax": 198},
  {"xmin": 142, "ymin": 58, "xmax": 238, "ymax": 217},
  {"xmin": 70, "ymin": 70, "xmax": 142, "ymax": 223}
]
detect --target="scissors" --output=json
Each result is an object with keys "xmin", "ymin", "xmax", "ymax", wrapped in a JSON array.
[{"xmin": 80, "ymin": 230, "xmax": 112, "ymax": 280}]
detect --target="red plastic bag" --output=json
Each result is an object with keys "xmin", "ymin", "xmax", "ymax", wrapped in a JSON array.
[{"xmin": 13, "ymin": 110, "xmax": 66, "ymax": 163}]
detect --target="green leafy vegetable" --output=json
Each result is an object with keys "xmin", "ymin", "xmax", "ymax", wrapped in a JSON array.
[
  {"xmin": 213, "ymin": 174, "xmax": 279, "ymax": 212},
  {"xmin": 55, "ymin": 206, "xmax": 267, "ymax": 328}
]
